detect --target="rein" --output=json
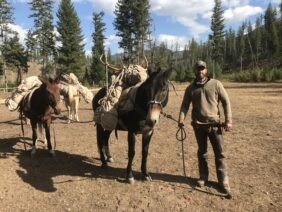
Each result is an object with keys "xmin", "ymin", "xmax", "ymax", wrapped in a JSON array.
[{"xmin": 161, "ymin": 111, "xmax": 187, "ymax": 177}]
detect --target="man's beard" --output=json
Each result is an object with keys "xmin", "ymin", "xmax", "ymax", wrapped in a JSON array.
[{"xmin": 196, "ymin": 72, "xmax": 208, "ymax": 81}]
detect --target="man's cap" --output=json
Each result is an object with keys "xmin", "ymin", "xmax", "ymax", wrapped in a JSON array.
[{"xmin": 194, "ymin": 60, "xmax": 207, "ymax": 70}]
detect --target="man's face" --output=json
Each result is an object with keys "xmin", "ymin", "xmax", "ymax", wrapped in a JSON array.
[{"xmin": 195, "ymin": 66, "xmax": 208, "ymax": 80}]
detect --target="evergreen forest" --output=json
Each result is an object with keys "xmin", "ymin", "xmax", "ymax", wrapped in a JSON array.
[{"xmin": 0, "ymin": 0, "xmax": 281, "ymax": 87}]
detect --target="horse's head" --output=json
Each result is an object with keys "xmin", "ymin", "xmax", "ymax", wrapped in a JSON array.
[
  {"xmin": 136, "ymin": 66, "xmax": 172, "ymax": 130},
  {"xmin": 42, "ymin": 78, "xmax": 62, "ymax": 115}
]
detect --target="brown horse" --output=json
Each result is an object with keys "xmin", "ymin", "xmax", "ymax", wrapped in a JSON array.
[
  {"xmin": 19, "ymin": 77, "xmax": 62, "ymax": 156},
  {"xmin": 92, "ymin": 67, "xmax": 172, "ymax": 183}
]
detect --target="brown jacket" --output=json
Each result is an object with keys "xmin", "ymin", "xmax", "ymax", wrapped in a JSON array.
[{"xmin": 178, "ymin": 78, "xmax": 232, "ymax": 125}]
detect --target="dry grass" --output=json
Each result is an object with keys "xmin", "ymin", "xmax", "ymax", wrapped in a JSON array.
[{"xmin": 0, "ymin": 82, "xmax": 281, "ymax": 211}]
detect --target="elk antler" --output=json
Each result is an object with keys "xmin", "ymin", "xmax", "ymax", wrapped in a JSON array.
[
  {"xmin": 143, "ymin": 54, "xmax": 148, "ymax": 69},
  {"xmin": 99, "ymin": 54, "xmax": 123, "ymax": 73}
]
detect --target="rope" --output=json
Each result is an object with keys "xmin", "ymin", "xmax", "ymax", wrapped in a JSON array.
[
  {"xmin": 52, "ymin": 122, "xmax": 57, "ymax": 150},
  {"xmin": 51, "ymin": 113, "xmax": 94, "ymax": 124},
  {"xmin": 176, "ymin": 126, "xmax": 187, "ymax": 177},
  {"xmin": 161, "ymin": 111, "xmax": 187, "ymax": 177}
]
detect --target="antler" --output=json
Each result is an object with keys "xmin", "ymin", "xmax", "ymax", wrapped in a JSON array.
[
  {"xmin": 99, "ymin": 54, "xmax": 123, "ymax": 74},
  {"xmin": 143, "ymin": 54, "xmax": 148, "ymax": 69}
]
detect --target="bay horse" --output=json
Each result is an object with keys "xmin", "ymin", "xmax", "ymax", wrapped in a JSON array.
[
  {"xmin": 92, "ymin": 67, "xmax": 172, "ymax": 183},
  {"xmin": 19, "ymin": 77, "xmax": 62, "ymax": 156}
]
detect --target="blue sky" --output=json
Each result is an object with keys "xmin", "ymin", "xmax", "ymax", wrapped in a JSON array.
[{"xmin": 9, "ymin": 0, "xmax": 281, "ymax": 55}]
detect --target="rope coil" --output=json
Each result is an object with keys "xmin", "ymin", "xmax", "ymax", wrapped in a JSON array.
[{"xmin": 161, "ymin": 111, "xmax": 187, "ymax": 177}]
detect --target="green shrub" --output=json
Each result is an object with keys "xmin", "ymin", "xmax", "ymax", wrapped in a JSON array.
[{"xmin": 229, "ymin": 68, "xmax": 282, "ymax": 82}]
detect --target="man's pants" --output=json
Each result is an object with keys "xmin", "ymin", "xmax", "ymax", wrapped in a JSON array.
[{"xmin": 193, "ymin": 125, "xmax": 229, "ymax": 185}]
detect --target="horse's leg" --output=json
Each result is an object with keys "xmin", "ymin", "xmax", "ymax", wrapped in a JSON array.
[
  {"xmin": 103, "ymin": 131, "xmax": 113, "ymax": 162},
  {"xmin": 127, "ymin": 132, "xmax": 136, "ymax": 184},
  {"xmin": 30, "ymin": 120, "xmax": 38, "ymax": 156},
  {"xmin": 75, "ymin": 98, "xmax": 79, "ymax": 122},
  {"xmin": 141, "ymin": 130, "xmax": 154, "ymax": 181},
  {"xmin": 36, "ymin": 123, "xmax": 47, "ymax": 147},
  {"xmin": 44, "ymin": 122, "xmax": 55, "ymax": 156},
  {"xmin": 96, "ymin": 124, "xmax": 108, "ymax": 167},
  {"xmin": 68, "ymin": 105, "xmax": 72, "ymax": 123}
]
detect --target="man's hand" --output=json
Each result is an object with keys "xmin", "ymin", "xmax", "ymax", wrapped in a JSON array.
[
  {"xmin": 224, "ymin": 121, "xmax": 232, "ymax": 131},
  {"xmin": 178, "ymin": 122, "xmax": 184, "ymax": 128}
]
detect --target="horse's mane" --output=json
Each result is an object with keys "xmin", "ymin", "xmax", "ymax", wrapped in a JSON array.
[{"xmin": 135, "ymin": 68, "xmax": 170, "ymax": 113}]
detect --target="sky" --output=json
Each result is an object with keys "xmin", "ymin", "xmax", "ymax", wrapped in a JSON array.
[{"xmin": 9, "ymin": 0, "xmax": 281, "ymax": 55}]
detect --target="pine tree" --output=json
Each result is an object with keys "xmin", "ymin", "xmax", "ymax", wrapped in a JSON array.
[
  {"xmin": 210, "ymin": 0, "xmax": 225, "ymax": 66},
  {"xmin": 254, "ymin": 16, "xmax": 263, "ymax": 61},
  {"xmin": 0, "ymin": 0, "xmax": 14, "ymax": 85},
  {"xmin": 224, "ymin": 28, "xmax": 237, "ymax": 70},
  {"xmin": 131, "ymin": 0, "xmax": 151, "ymax": 63},
  {"xmin": 154, "ymin": 42, "xmax": 170, "ymax": 67},
  {"xmin": 114, "ymin": 0, "xmax": 134, "ymax": 60},
  {"xmin": 245, "ymin": 21, "xmax": 256, "ymax": 67},
  {"xmin": 90, "ymin": 11, "xmax": 106, "ymax": 86},
  {"xmin": 25, "ymin": 30, "xmax": 39, "ymax": 62},
  {"xmin": 1, "ymin": 34, "xmax": 28, "ymax": 84},
  {"xmin": 114, "ymin": 0, "xmax": 151, "ymax": 62},
  {"xmin": 56, "ymin": 0, "xmax": 86, "ymax": 79},
  {"xmin": 237, "ymin": 22, "xmax": 246, "ymax": 71},
  {"xmin": 264, "ymin": 3, "xmax": 279, "ymax": 57},
  {"xmin": 29, "ymin": 0, "xmax": 56, "ymax": 70},
  {"xmin": 0, "ymin": 0, "xmax": 14, "ymax": 40},
  {"xmin": 279, "ymin": 1, "xmax": 282, "ymax": 59}
]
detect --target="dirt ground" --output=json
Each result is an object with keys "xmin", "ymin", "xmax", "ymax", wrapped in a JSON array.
[{"xmin": 0, "ymin": 82, "xmax": 281, "ymax": 211}]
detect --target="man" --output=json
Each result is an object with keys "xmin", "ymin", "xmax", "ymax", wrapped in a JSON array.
[{"xmin": 178, "ymin": 60, "xmax": 233, "ymax": 198}]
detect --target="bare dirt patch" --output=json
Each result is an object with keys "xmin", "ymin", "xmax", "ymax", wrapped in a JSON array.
[{"xmin": 0, "ymin": 82, "xmax": 281, "ymax": 211}]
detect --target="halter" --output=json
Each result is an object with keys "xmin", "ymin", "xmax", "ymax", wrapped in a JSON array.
[
  {"xmin": 147, "ymin": 87, "xmax": 169, "ymax": 108},
  {"xmin": 147, "ymin": 100, "xmax": 163, "ymax": 107}
]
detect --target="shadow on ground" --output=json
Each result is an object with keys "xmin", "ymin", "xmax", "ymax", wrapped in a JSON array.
[{"xmin": 0, "ymin": 137, "xmax": 199, "ymax": 193}]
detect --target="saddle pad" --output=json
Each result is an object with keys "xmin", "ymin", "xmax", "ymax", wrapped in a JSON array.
[
  {"xmin": 21, "ymin": 87, "xmax": 38, "ymax": 112},
  {"xmin": 118, "ymin": 82, "xmax": 142, "ymax": 112}
]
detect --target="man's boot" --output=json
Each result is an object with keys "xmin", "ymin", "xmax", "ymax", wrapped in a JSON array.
[{"xmin": 219, "ymin": 177, "xmax": 232, "ymax": 199}]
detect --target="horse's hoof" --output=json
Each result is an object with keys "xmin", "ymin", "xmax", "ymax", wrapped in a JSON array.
[
  {"xmin": 127, "ymin": 177, "xmax": 135, "ymax": 184},
  {"xmin": 49, "ymin": 150, "xmax": 56, "ymax": 157},
  {"xmin": 143, "ymin": 175, "xmax": 152, "ymax": 182},
  {"xmin": 107, "ymin": 157, "xmax": 114, "ymax": 163}
]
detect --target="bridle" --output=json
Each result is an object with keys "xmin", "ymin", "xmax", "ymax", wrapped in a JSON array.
[
  {"xmin": 147, "ymin": 87, "xmax": 169, "ymax": 109},
  {"xmin": 147, "ymin": 100, "xmax": 163, "ymax": 107}
]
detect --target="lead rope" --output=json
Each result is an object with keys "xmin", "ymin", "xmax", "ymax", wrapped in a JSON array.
[
  {"xmin": 52, "ymin": 121, "xmax": 56, "ymax": 150},
  {"xmin": 161, "ymin": 112, "xmax": 187, "ymax": 177},
  {"xmin": 176, "ymin": 126, "xmax": 187, "ymax": 177}
]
